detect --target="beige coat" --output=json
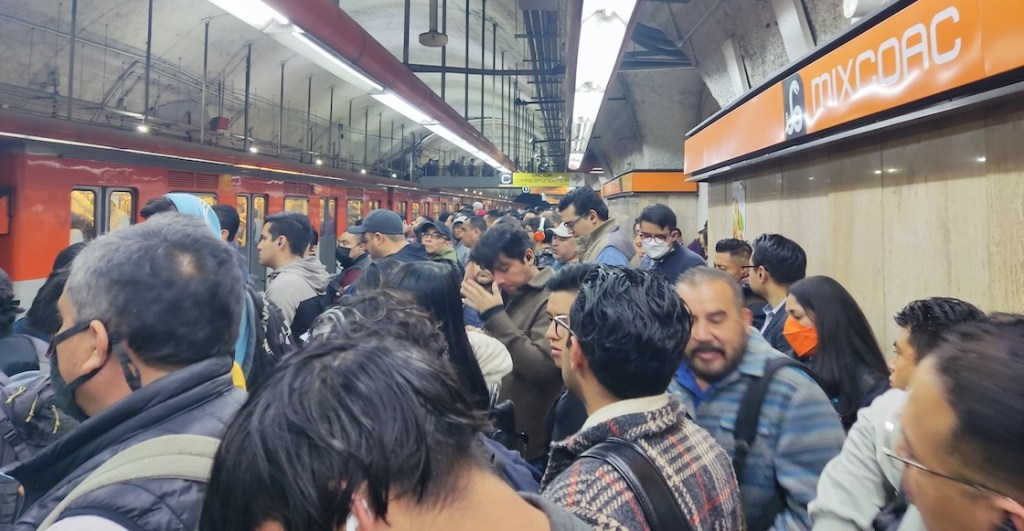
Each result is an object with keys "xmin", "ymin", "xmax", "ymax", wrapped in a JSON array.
[{"xmin": 483, "ymin": 267, "xmax": 561, "ymax": 459}]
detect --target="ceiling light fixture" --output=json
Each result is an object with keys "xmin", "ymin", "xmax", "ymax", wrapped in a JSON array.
[
  {"xmin": 136, "ymin": 124, "xmax": 150, "ymax": 133},
  {"xmin": 567, "ymin": 0, "xmax": 638, "ymax": 170},
  {"xmin": 249, "ymin": 146, "xmax": 259, "ymax": 154}
]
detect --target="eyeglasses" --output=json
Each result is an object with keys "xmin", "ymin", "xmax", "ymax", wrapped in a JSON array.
[
  {"xmin": 741, "ymin": 265, "xmax": 758, "ymax": 271},
  {"xmin": 552, "ymin": 315, "xmax": 576, "ymax": 339},
  {"xmin": 638, "ymin": 232, "xmax": 670, "ymax": 245},
  {"xmin": 420, "ymin": 232, "xmax": 445, "ymax": 241},
  {"xmin": 882, "ymin": 425, "xmax": 1020, "ymax": 506}
]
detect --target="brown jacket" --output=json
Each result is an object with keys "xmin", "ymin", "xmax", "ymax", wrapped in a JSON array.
[
  {"xmin": 577, "ymin": 217, "xmax": 635, "ymax": 265},
  {"xmin": 483, "ymin": 266, "xmax": 561, "ymax": 459}
]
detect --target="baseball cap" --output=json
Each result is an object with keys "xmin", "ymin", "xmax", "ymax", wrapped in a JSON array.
[
  {"xmin": 452, "ymin": 215, "xmax": 469, "ymax": 225},
  {"xmin": 416, "ymin": 220, "xmax": 454, "ymax": 241},
  {"xmin": 552, "ymin": 223, "xmax": 572, "ymax": 237},
  {"xmin": 347, "ymin": 209, "xmax": 405, "ymax": 235}
]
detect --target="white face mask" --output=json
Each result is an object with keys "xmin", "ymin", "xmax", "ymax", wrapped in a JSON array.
[{"xmin": 643, "ymin": 240, "xmax": 670, "ymax": 260}]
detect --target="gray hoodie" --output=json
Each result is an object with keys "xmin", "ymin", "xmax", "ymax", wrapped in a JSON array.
[{"xmin": 266, "ymin": 256, "xmax": 330, "ymax": 328}]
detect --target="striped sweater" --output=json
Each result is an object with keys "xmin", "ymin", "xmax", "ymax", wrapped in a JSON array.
[
  {"xmin": 669, "ymin": 331, "xmax": 846, "ymax": 531},
  {"xmin": 541, "ymin": 398, "xmax": 744, "ymax": 531}
]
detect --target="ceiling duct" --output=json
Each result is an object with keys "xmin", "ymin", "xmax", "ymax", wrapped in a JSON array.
[{"xmin": 419, "ymin": 0, "xmax": 449, "ymax": 47}]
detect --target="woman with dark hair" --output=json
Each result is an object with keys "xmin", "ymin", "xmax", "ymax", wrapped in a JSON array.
[
  {"xmin": 785, "ymin": 276, "xmax": 890, "ymax": 430},
  {"xmin": 385, "ymin": 262, "xmax": 508, "ymax": 411}
]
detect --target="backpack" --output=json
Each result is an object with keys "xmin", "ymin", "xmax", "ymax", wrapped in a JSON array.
[
  {"xmin": 244, "ymin": 280, "xmax": 294, "ymax": 391},
  {"xmin": 484, "ymin": 385, "xmax": 529, "ymax": 456},
  {"xmin": 291, "ymin": 291, "xmax": 334, "ymax": 343},
  {"xmin": 732, "ymin": 357, "xmax": 822, "ymax": 531},
  {"xmin": 0, "ymin": 336, "xmax": 42, "ymax": 378},
  {"xmin": 38, "ymin": 434, "xmax": 220, "ymax": 530},
  {"xmin": 0, "ymin": 372, "xmax": 80, "ymax": 469}
]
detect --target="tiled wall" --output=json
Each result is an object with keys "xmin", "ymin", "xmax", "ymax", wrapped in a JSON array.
[
  {"xmin": 606, "ymin": 193, "xmax": 701, "ymax": 241},
  {"xmin": 707, "ymin": 94, "xmax": 1024, "ymax": 352}
]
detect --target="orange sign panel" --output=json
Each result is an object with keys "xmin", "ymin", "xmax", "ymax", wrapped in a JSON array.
[{"xmin": 684, "ymin": 0, "xmax": 1024, "ymax": 175}]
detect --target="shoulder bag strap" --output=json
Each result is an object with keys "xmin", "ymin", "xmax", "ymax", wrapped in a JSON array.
[
  {"xmin": 39, "ymin": 434, "xmax": 221, "ymax": 530},
  {"xmin": 581, "ymin": 437, "xmax": 694, "ymax": 531}
]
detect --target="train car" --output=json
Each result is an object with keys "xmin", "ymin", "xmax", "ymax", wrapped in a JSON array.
[{"xmin": 0, "ymin": 112, "xmax": 510, "ymax": 308}]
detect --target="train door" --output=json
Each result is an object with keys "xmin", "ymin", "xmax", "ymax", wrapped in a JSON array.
[
  {"xmin": 346, "ymin": 198, "xmax": 363, "ymax": 228},
  {"xmin": 319, "ymin": 197, "xmax": 338, "ymax": 273},
  {"xmin": 70, "ymin": 187, "xmax": 137, "ymax": 244},
  {"xmin": 237, "ymin": 193, "xmax": 268, "ymax": 290}
]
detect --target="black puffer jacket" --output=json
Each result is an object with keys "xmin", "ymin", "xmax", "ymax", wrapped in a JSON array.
[{"xmin": 7, "ymin": 357, "xmax": 245, "ymax": 530}]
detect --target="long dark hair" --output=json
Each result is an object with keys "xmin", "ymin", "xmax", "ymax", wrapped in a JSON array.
[
  {"xmin": 385, "ymin": 262, "xmax": 490, "ymax": 411},
  {"xmin": 789, "ymin": 276, "xmax": 889, "ymax": 414}
]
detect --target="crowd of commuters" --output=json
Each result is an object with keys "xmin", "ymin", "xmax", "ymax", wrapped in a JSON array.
[{"xmin": 0, "ymin": 186, "xmax": 1021, "ymax": 531}]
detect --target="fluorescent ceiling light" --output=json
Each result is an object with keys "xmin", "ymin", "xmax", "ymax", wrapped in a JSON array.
[
  {"xmin": 373, "ymin": 93, "xmax": 433, "ymax": 124},
  {"xmin": 572, "ymin": 86, "xmax": 604, "ymax": 123},
  {"xmin": 568, "ymin": 153, "xmax": 584, "ymax": 170},
  {"xmin": 209, "ymin": 0, "xmax": 289, "ymax": 28},
  {"xmin": 285, "ymin": 33, "xmax": 383, "ymax": 92},
  {"xmin": 568, "ymin": 0, "xmax": 637, "ymax": 170}
]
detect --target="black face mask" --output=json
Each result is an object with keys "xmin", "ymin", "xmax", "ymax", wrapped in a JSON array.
[
  {"xmin": 49, "ymin": 321, "xmax": 142, "ymax": 422},
  {"xmin": 335, "ymin": 246, "xmax": 357, "ymax": 268},
  {"xmin": 48, "ymin": 321, "xmax": 99, "ymax": 422}
]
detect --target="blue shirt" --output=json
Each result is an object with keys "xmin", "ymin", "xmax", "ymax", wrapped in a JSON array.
[
  {"xmin": 670, "ymin": 331, "xmax": 845, "ymax": 531},
  {"xmin": 595, "ymin": 246, "xmax": 630, "ymax": 266}
]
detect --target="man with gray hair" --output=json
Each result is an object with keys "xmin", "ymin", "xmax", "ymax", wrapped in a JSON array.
[
  {"xmin": 672, "ymin": 267, "xmax": 844, "ymax": 530},
  {"xmin": 5, "ymin": 214, "xmax": 247, "ymax": 530}
]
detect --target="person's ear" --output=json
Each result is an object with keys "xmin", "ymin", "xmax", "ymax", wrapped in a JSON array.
[
  {"xmin": 993, "ymin": 497, "xmax": 1024, "ymax": 530},
  {"xmin": 741, "ymin": 307, "xmax": 753, "ymax": 328},
  {"xmin": 80, "ymin": 320, "xmax": 112, "ymax": 374},
  {"xmin": 524, "ymin": 250, "xmax": 535, "ymax": 265},
  {"xmin": 569, "ymin": 335, "xmax": 587, "ymax": 372}
]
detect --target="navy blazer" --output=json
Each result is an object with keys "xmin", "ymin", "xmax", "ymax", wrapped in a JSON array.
[{"xmin": 761, "ymin": 301, "xmax": 794, "ymax": 355}]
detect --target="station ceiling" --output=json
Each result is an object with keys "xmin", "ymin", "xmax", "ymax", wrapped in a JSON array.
[{"xmin": 0, "ymin": 0, "xmax": 855, "ymax": 180}]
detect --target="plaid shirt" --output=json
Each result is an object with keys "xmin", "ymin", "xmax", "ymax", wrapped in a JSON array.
[
  {"xmin": 542, "ymin": 397, "xmax": 743, "ymax": 531},
  {"xmin": 670, "ymin": 331, "xmax": 845, "ymax": 531}
]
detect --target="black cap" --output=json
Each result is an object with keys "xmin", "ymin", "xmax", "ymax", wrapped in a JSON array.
[
  {"xmin": 416, "ymin": 220, "xmax": 454, "ymax": 241},
  {"xmin": 348, "ymin": 209, "xmax": 405, "ymax": 235}
]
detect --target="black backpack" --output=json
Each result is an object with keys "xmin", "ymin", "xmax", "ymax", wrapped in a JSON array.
[
  {"xmin": 244, "ymin": 280, "xmax": 295, "ymax": 391},
  {"xmin": 0, "ymin": 372, "xmax": 80, "ymax": 469}
]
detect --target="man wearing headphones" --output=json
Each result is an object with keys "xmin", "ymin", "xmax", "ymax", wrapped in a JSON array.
[{"xmin": 525, "ymin": 215, "xmax": 556, "ymax": 269}]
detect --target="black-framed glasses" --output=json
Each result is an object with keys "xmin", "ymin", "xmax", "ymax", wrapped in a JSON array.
[
  {"xmin": 420, "ymin": 232, "xmax": 444, "ymax": 241},
  {"xmin": 47, "ymin": 320, "xmax": 92, "ymax": 358},
  {"xmin": 639, "ymin": 232, "xmax": 670, "ymax": 245},
  {"xmin": 552, "ymin": 315, "xmax": 576, "ymax": 339},
  {"xmin": 741, "ymin": 265, "xmax": 758, "ymax": 271}
]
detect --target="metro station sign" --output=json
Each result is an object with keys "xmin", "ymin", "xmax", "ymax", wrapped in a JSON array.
[
  {"xmin": 500, "ymin": 173, "xmax": 573, "ymax": 188},
  {"xmin": 684, "ymin": 0, "xmax": 1024, "ymax": 175}
]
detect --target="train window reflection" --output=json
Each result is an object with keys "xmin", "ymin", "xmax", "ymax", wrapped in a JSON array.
[
  {"xmin": 107, "ymin": 190, "xmax": 135, "ymax": 233},
  {"xmin": 253, "ymin": 196, "xmax": 267, "ymax": 243},
  {"xmin": 410, "ymin": 202, "xmax": 420, "ymax": 219},
  {"xmin": 237, "ymin": 196, "xmax": 250, "ymax": 247},
  {"xmin": 347, "ymin": 200, "xmax": 362, "ymax": 227},
  {"xmin": 70, "ymin": 189, "xmax": 97, "ymax": 244},
  {"xmin": 396, "ymin": 201, "xmax": 407, "ymax": 220},
  {"xmin": 285, "ymin": 196, "xmax": 310, "ymax": 215}
]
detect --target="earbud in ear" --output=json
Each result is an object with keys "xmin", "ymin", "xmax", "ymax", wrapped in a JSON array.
[{"xmin": 277, "ymin": 241, "xmax": 283, "ymax": 248}]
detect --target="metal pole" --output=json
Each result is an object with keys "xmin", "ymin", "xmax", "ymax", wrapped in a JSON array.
[
  {"xmin": 347, "ymin": 99, "xmax": 353, "ymax": 168},
  {"xmin": 377, "ymin": 112, "xmax": 382, "ymax": 162},
  {"xmin": 328, "ymin": 85, "xmax": 335, "ymax": 166},
  {"xmin": 363, "ymin": 106, "xmax": 368, "ymax": 167},
  {"xmin": 500, "ymin": 52, "xmax": 505, "ymax": 153},
  {"xmin": 491, "ymin": 21, "xmax": 497, "ymax": 137},
  {"xmin": 390, "ymin": 120, "xmax": 395, "ymax": 157},
  {"xmin": 480, "ymin": 0, "xmax": 485, "ymax": 132},
  {"xmin": 441, "ymin": 0, "xmax": 447, "ymax": 100},
  {"xmin": 243, "ymin": 42, "xmax": 252, "ymax": 152},
  {"xmin": 67, "ymin": 0, "xmax": 78, "ymax": 119},
  {"xmin": 278, "ymin": 62, "xmax": 285, "ymax": 156},
  {"xmin": 200, "ymin": 19, "xmax": 209, "ymax": 143},
  {"xmin": 306, "ymin": 75, "xmax": 313, "ymax": 161},
  {"xmin": 143, "ymin": 0, "xmax": 154, "ymax": 126},
  {"xmin": 464, "ymin": 0, "xmax": 469, "ymax": 118},
  {"xmin": 402, "ymin": 0, "xmax": 411, "ymax": 64}
]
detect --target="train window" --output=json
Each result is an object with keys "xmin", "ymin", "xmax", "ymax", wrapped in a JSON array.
[
  {"xmin": 347, "ymin": 200, "xmax": 362, "ymax": 227},
  {"xmin": 431, "ymin": 202, "xmax": 441, "ymax": 219},
  {"xmin": 285, "ymin": 196, "xmax": 310, "ymax": 215},
  {"xmin": 370, "ymin": 200, "xmax": 381, "ymax": 211},
  {"xmin": 106, "ymin": 190, "xmax": 135, "ymax": 233},
  {"xmin": 410, "ymin": 202, "xmax": 420, "ymax": 219},
  {"xmin": 171, "ymin": 192, "xmax": 217, "ymax": 206},
  {"xmin": 237, "ymin": 196, "xmax": 250, "ymax": 247},
  {"xmin": 70, "ymin": 189, "xmax": 98, "ymax": 244},
  {"xmin": 396, "ymin": 201, "xmax": 407, "ymax": 219},
  {"xmin": 253, "ymin": 195, "xmax": 267, "ymax": 242},
  {"xmin": 0, "ymin": 189, "xmax": 10, "ymax": 235}
]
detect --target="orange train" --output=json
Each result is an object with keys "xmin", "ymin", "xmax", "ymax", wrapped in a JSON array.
[{"xmin": 0, "ymin": 111, "xmax": 505, "ymax": 306}]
